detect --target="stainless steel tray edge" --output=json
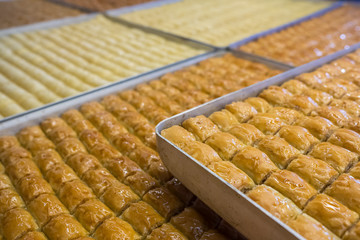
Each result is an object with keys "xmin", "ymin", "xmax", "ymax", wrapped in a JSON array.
[
  {"xmin": 228, "ymin": 1, "xmax": 343, "ymax": 49},
  {"xmin": 156, "ymin": 43, "xmax": 360, "ymax": 240}
]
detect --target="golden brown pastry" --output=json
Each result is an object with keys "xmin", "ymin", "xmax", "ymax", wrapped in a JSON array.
[
  {"xmin": 58, "ymin": 179, "xmax": 95, "ymax": 213},
  {"xmin": 0, "ymin": 174, "xmax": 12, "ymax": 190},
  {"xmin": 232, "ymin": 146, "xmax": 278, "ymax": 184},
  {"xmin": 287, "ymin": 214, "xmax": 340, "ymax": 240},
  {"xmin": 177, "ymin": 140, "xmax": 222, "ymax": 167},
  {"xmin": 281, "ymin": 79, "xmax": 309, "ymax": 95},
  {"xmin": 256, "ymin": 135, "xmax": 300, "ymax": 169},
  {"xmin": 259, "ymin": 86, "xmax": 293, "ymax": 107},
  {"xmin": 165, "ymin": 178, "xmax": 194, "ymax": 205},
  {"xmin": 17, "ymin": 175, "xmax": 54, "ymax": 203},
  {"xmin": 287, "ymin": 95, "xmax": 319, "ymax": 115},
  {"xmin": 89, "ymin": 142, "xmax": 122, "ymax": 163},
  {"xmin": 43, "ymin": 214, "xmax": 88, "ymax": 240},
  {"xmin": 182, "ymin": 115, "xmax": 220, "ymax": 142},
  {"xmin": 33, "ymin": 149, "xmax": 63, "ymax": 173},
  {"xmin": 161, "ymin": 125, "xmax": 196, "ymax": 145},
  {"xmin": 294, "ymin": 116, "xmax": 337, "ymax": 140},
  {"xmin": 264, "ymin": 170, "xmax": 317, "ymax": 208},
  {"xmin": 0, "ymin": 145, "xmax": 31, "ymax": 166},
  {"xmin": 1, "ymin": 208, "xmax": 38, "ymax": 240},
  {"xmin": 65, "ymin": 152, "xmax": 101, "ymax": 178},
  {"xmin": 205, "ymin": 132, "xmax": 245, "ymax": 161},
  {"xmin": 267, "ymin": 107, "xmax": 303, "ymax": 125},
  {"xmin": 303, "ymin": 88, "xmax": 333, "ymax": 106},
  {"xmin": 0, "ymin": 136, "xmax": 19, "ymax": 154},
  {"xmin": 82, "ymin": 168, "xmax": 117, "ymax": 196},
  {"xmin": 146, "ymin": 223, "xmax": 187, "ymax": 240},
  {"xmin": 124, "ymin": 171, "xmax": 159, "ymax": 197},
  {"xmin": 47, "ymin": 125, "xmax": 78, "ymax": 145},
  {"xmin": 99, "ymin": 181, "xmax": 139, "ymax": 215},
  {"xmin": 16, "ymin": 126, "xmax": 46, "ymax": 145},
  {"xmin": 244, "ymin": 97, "xmax": 272, "ymax": 113},
  {"xmin": 311, "ymin": 106, "xmax": 352, "ymax": 127},
  {"xmin": 304, "ymin": 194, "xmax": 358, "ymax": 237},
  {"xmin": 102, "ymin": 155, "xmax": 142, "ymax": 182},
  {"xmin": 93, "ymin": 216, "xmax": 140, "ymax": 240},
  {"xmin": 45, "ymin": 163, "xmax": 78, "ymax": 193},
  {"xmin": 225, "ymin": 101, "xmax": 257, "ymax": 123},
  {"xmin": 327, "ymin": 129, "xmax": 360, "ymax": 155},
  {"xmin": 143, "ymin": 187, "xmax": 184, "ymax": 219},
  {"xmin": 349, "ymin": 162, "xmax": 360, "ymax": 179},
  {"xmin": 343, "ymin": 221, "xmax": 360, "ymax": 240},
  {"xmin": 277, "ymin": 125, "xmax": 319, "ymax": 153},
  {"xmin": 325, "ymin": 174, "xmax": 360, "ymax": 214},
  {"xmin": 308, "ymin": 142, "xmax": 358, "ymax": 173},
  {"xmin": 330, "ymin": 99, "xmax": 360, "ymax": 118},
  {"xmin": 79, "ymin": 129, "xmax": 108, "ymax": 151},
  {"xmin": 170, "ymin": 207, "xmax": 209, "ymax": 240},
  {"xmin": 56, "ymin": 138, "xmax": 87, "ymax": 159},
  {"xmin": 41, "ymin": 118, "xmax": 68, "ymax": 135},
  {"xmin": 343, "ymin": 90, "xmax": 360, "ymax": 104},
  {"xmin": 5, "ymin": 157, "xmax": 42, "ymax": 185},
  {"xmin": 287, "ymin": 155, "xmax": 338, "ymax": 191},
  {"xmin": 200, "ymin": 230, "xmax": 228, "ymax": 240},
  {"xmin": 147, "ymin": 160, "xmax": 172, "ymax": 183},
  {"xmin": 227, "ymin": 123, "xmax": 265, "ymax": 145},
  {"xmin": 28, "ymin": 193, "xmax": 69, "ymax": 227},
  {"xmin": 208, "ymin": 109, "xmax": 240, "ymax": 132},
  {"xmin": 247, "ymin": 113, "xmax": 285, "ymax": 135},
  {"xmin": 247, "ymin": 185, "xmax": 301, "ymax": 223},
  {"xmin": 0, "ymin": 188, "xmax": 25, "ymax": 214},
  {"xmin": 74, "ymin": 199, "xmax": 114, "ymax": 233},
  {"xmin": 208, "ymin": 161, "xmax": 255, "ymax": 191},
  {"xmin": 17, "ymin": 231, "xmax": 47, "ymax": 240},
  {"xmin": 121, "ymin": 201, "xmax": 165, "ymax": 236}
]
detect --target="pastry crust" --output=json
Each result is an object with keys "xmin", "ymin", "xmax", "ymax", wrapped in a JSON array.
[
  {"xmin": 208, "ymin": 161, "xmax": 255, "ymax": 191},
  {"xmin": 287, "ymin": 95, "xmax": 319, "ymax": 115},
  {"xmin": 124, "ymin": 171, "xmax": 159, "ymax": 197},
  {"xmin": 232, "ymin": 146, "xmax": 278, "ymax": 184},
  {"xmin": 287, "ymin": 214, "xmax": 340, "ymax": 240},
  {"xmin": 205, "ymin": 132, "xmax": 245, "ymax": 161},
  {"xmin": 58, "ymin": 179, "xmax": 95, "ymax": 213},
  {"xmin": 121, "ymin": 201, "xmax": 164, "ymax": 236},
  {"xmin": 146, "ymin": 223, "xmax": 187, "ymax": 240},
  {"xmin": 143, "ymin": 187, "xmax": 184, "ymax": 219},
  {"xmin": 349, "ymin": 162, "xmax": 360, "ymax": 179},
  {"xmin": 6, "ymin": 157, "xmax": 42, "ymax": 185},
  {"xmin": 208, "ymin": 109, "xmax": 240, "ymax": 132},
  {"xmin": 343, "ymin": 221, "xmax": 360, "ymax": 240},
  {"xmin": 302, "ymin": 88, "xmax": 333, "ymax": 106},
  {"xmin": 0, "ymin": 146, "xmax": 31, "ymax": 166},
  {"xmin": 74, "ymin": 199, "xmax": 114, "ymax": 233},
  {"xmin": 161, "ymin": 125, "xmax": 196, "ymax": 145},
  {"xmin": 282, "ymin": 79, "xmax": 309, "ymax": 95},
  {"xmin": 1, "ymin": 208, "xmax": 38, "ymax": 240},
  {"xmin": 33, "ymin": 149, "xmax": 63, "ymax": 173},
  {"xmin": 17, "ymin": 231, "xmax": 47, "ymax": 240},
  {"xmin": 330, "ymin": 99, "xmax": 360, "ymax": 118},
  {"xmin": 79, "ymin": 129, "xmax": 107, "ymax": 150},
  {"xmin": 0, "ymin": 174, "xmax": 12, "ymax": 190},
  {"xmin": 93, "ymin": 216, "xmax": 140, "ymax": 240},
  {"xmin": 304, "ymin": 194, "xmax": 358, "ymax": 237},
  {"xmin": 43, "ymin": 214, "xmax": 88, "ymax": 240},
  {"xmin": 247, "ymin": 113, "xmax": 285, "ymax": 135},
  {"xmin": 244, "ymin": 97, "xmax": 272, "ymax": 113},
  {"xmin": 0, "ymin": 188, "xmax": 25, "ymax": 214},
  {"xmin": 0, "ymin": 136, "xmax": 19, "ymax": 154},
  {"xmin": 343, "ymin": 90, "xmax": 360, "ymax": 104},
  {"xmin": 227, "ymin": 123, "xmax": 265, "ymax": 145},
  {"xmin": 276, "ymin": 125, "xmax": 319, "ymax": 153},
  {"xmin": 182, "ymin": 115, "xmax": 220, "ymax": 142},
  {"xmin": 41, "ymin": 117, "xmax": 68, "ymax": 135},
  {"xmin": 17, "ymin": 175, "xmax": 54, "ymax": 203},
  {"xmin": 247, "ymin": 185, "xmax": 301, "ymax": 223},
  {"xmin": 256, "ymin": 136, "xmax": 300, "ymax": 169},
  {"xmin": 178, "ymin": 140, "xmax": 222, "ymax": 167},
  {"xmin": 264, "ymin": 170, "xmax": 317, "ymax": 208},
  {"xmin": 294, "ymin": 116, "xmax": 337, "ymax": 140},
  {"xmin": 165, "ymin": 178, "xmax": 194, "ymax": 205},
  {"xmin": 82, "ymin": 168, "xmax": 117, "ymax": 196},
  {"xmin": 28, "ymin": 193, "xmax": 69, "ymax": 227},
  {"xmin": 259, "ymin": 86, "xmax": 293, "ymax": 106},
  {"xmin": 327, "ymin": 129, "xmax": 360, "ymax": 155},
  {"xmin": 287, "ymin": 155, "xmax": 338, "ymax": 191},
  {"xmin": 56, "ymin": 138, "xmax": 87, "ymax": 159},
  {"xmin": 225, "ymin": 101, "xmax": 257, "ymax": 123},
  {"xmin": 325, "ymin": 174, "xmax": 360, "ymax": 214},
  {"xmin": 311, "ymin": 106, "xmax": 351, "ymax": 127},
  {"xmin": 89, "ymin": 143, "xmax": 122, "ymax": 163},
  {"xmin": 47, "ymin": 125, "xmax": 77, "ymax": 145},
  {"xmin": 45, "ymin": 163, "xmax": 78, "ymax": 192},
  {"xmin": 309, "ymin": 142, "xmax": 357, "ymax": 173},
  {"xmin": 102, "ymin": 155, "xmax": 141, "ymax": 181},
  {"xmin": 100, "ymin": 181, "xmax": 139, "ymax": 215},
  {"xmin": 170, "ymin": 207, "xmax": 209, "ymax": 240},
  {"xmin": 267, "ymin": 107, "xmax": 303, "ymax": 125},
  {"xmin": 65, "ymin": 152, "xmax": 101, "ymax": 178}
]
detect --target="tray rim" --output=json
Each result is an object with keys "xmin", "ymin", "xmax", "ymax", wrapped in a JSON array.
[{"xmin": 156, "ymin": 42, "xmax": 360, "ymax": 240}]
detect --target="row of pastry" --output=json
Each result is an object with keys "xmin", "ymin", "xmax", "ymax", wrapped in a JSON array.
[
  {"xmin": 0, "ymin": 15, "xmax": 205, "ymax": 119},
  {"xmin": 0, "ymin": 54, "xmax": 279, "ymax": 239},
  {"xmin": 240, "ymin": 5, "xmax": 360, "ymax": 66},
  {"xmin": 120, "ymin": 0, "xmax": 331, "ymax": 46},
  {"xmin": 162, "ymin": 49, "xmax": 360, "ymax": 239},
  {"xmin": 0, "ymin": 0, "xmax": 83, "ymax": 30}
]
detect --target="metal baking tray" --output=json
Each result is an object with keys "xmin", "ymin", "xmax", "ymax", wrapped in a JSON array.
[
  {"xmin": 228, "ymin": 1, "xmax": 343, "ymax": 49},
  {"xmin": 0, "ymin": 11, "xmax": 215, "ymax": 123},
  {"xmin": 0, "ymin": 48, "xmax": 291, "ymax": 135},
  {"xmin": 156, "ymin": 43, "xmax": 360, "ymax": 240}
]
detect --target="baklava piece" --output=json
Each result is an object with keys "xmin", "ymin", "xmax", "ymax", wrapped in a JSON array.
[
  {"xmin": 5, "ymin": 157, "xmax": 42, "ymax": 185},
  {"xmin": 247, "ymin": 185, "xmax": 301, "ymax": 223},
  {"xmin": 311, "ymin": 106, "xmax": 352, "ymax": 127},
  {"xmin": 208, "ymin": 109, "xmax": 240, "ymax": 132},
  {"xmin": 225, "ymin": 101, "xmax": 257, "ymax": 123},
  {"xmin": 124, "ymin": 171, "xmax": 159, "ymax": 197},
  {"xmin": 146, "ymin": 223, "xmax": 187, "ymax": 240},
  {"xmin": 43, "ymin": 214, "xmax": 88, "ymax": 240},
  {"xmin": 178, "ymin": 141, "xmax": 222, "ymax": 167},
  {"xmin": 327, "ymin": 129, "xmax": 360, "ymax": 155},
  {"xmin": 1, "ymin": 208, "xmax": 38, "ymax": 240},
  {"xmin": 82, "ymin": 168, "xmax": 117, "ymax": 196},
  {"xmin": 264, "ymin": 170, "xmax": 317, "ymax": 208},
  {"xmin": 259, "ymin": 86, "xmax": 293, "ymax": 107},
  {"xmin": 330, "ymin": 99, "xmax": 360, "ymax": 118},
  {"xmin": 232, "ymin": 146, "xmax": 278, "ymax": 184},
  {"xmin": 227, "ymin": 123, "xmax": 265, "ymax": 145},
  {"xmin": 17, "ymin": 175, "xmax": 54, "ymax": 203},
  {"xmin": 343, "ymin": 221, "xmax": 360, "ymax": 240},
  {"xmin": 182, "ymin": 115, "xmax": 220, "ymax": 142},
  {"xmin": 294, "ymin": 116, "xmax": 337, "ymax": 140},
  {"xmin": 65, "ymin": 152, "xmax": 101, "ymax": 178},
  {"xmin": 17, "ymin": 231, "xmax": 46, "ymax": 240},
  {"xmin": 161, "ymin": 125, "xmax": 196, "ymax": 145},
  {"xmin": 0, "ymin": 188, "xmax": 24, "ymax": 214},
  {"xmin": 244, "ymin": 97, "xmax": 272, "ymax": 113},
  {"xmin": 267, "ymin": 107, "xmax": 303, "ymax": 125},
  {"xmin": 205, "ymin": 132, "xmax": 245, "ymax": 161},
  {"xmin": 304, "ymin": 194, "xmax": 358, "ymax": 237},
  {"xmin": 56, "ymin": 138, "xmax": 87, "ymax": 159},
  {"xmin": 208, "ymin": 161, "xmax": 255, "ymax": 191},
  {"xmin": 45, "ymin": 163, "xmax": 78, "ymax": 193},
  {"xmin": 247, "ymin": 113, "xmax": 285, "ymax": 135}
]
